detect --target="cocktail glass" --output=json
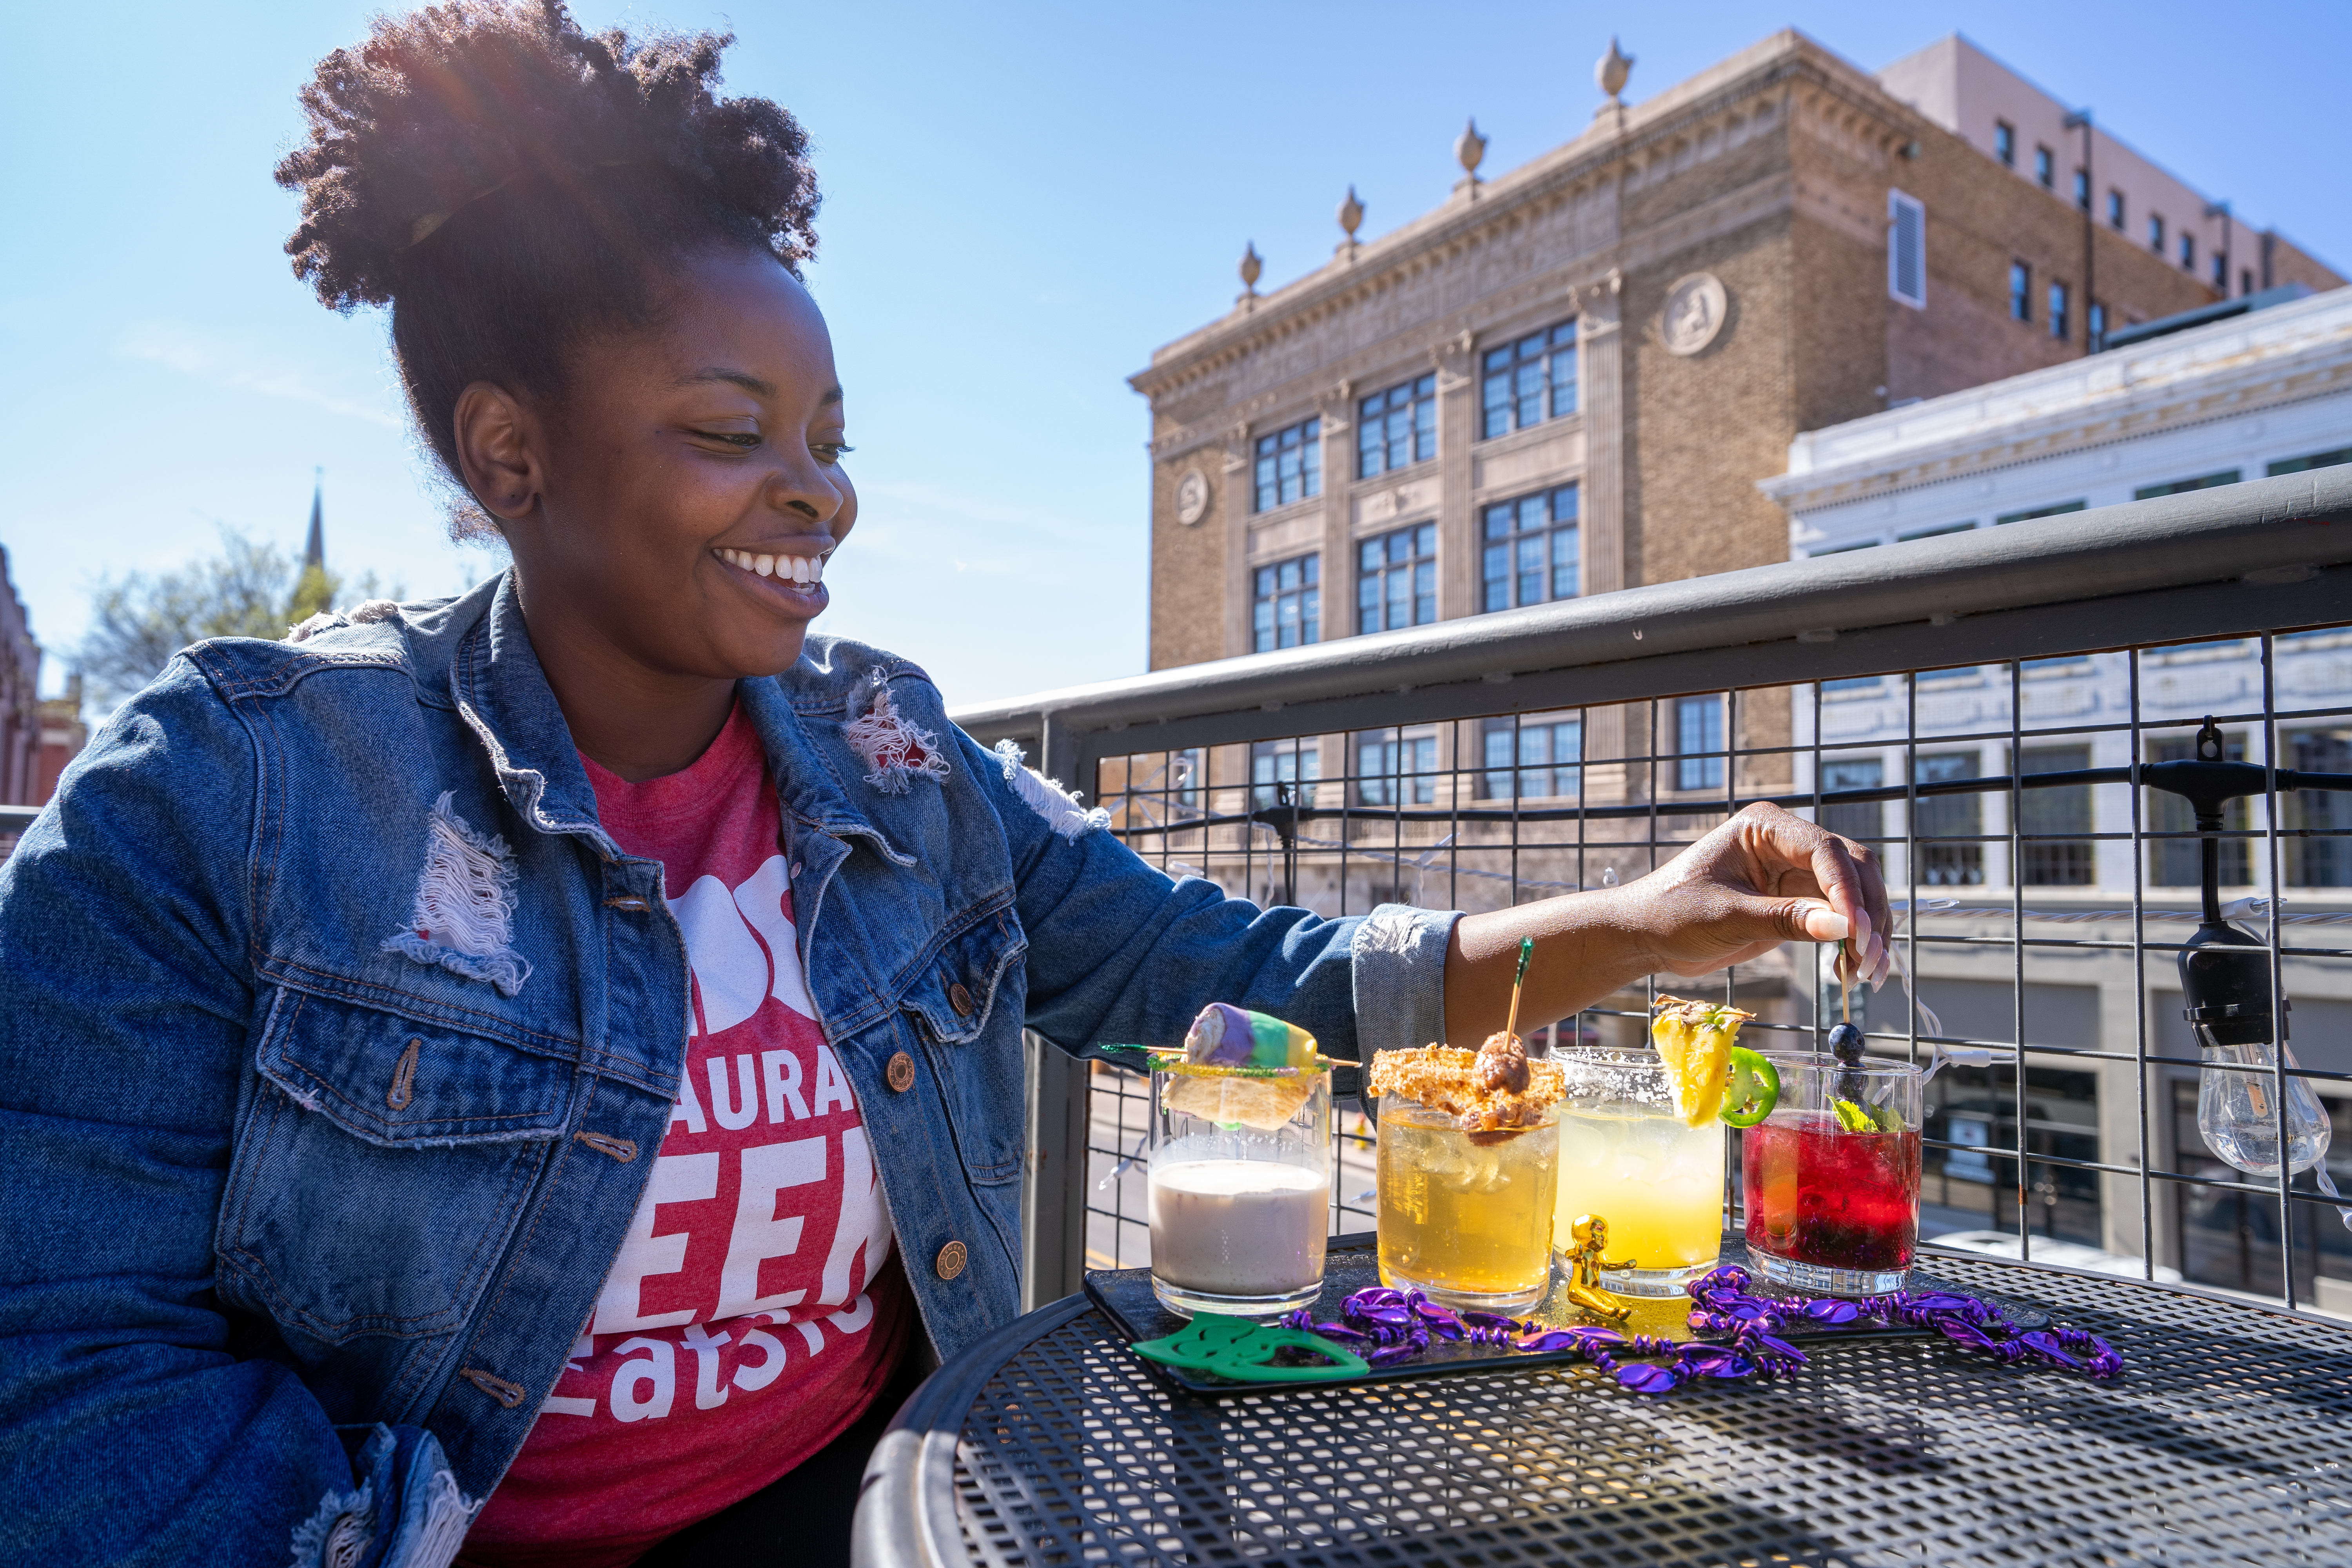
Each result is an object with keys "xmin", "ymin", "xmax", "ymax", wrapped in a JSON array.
[
  {"xmin": 1742, "ymin": 1055, "xmax": 1924, "ymax": 1296},
  {"xmin": 1375, "ymin": 1093, "xmax": 1559, "ymax": 1312},
  {"xmin": 1553, "ymin": 1048, "xmax": 1726, "ymax": 1295},
  {"xmin": 1148, "ymin": 1061, "xmax": 1332, "ymax": 1319}
]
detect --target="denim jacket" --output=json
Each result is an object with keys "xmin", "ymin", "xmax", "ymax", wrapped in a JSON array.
[{"xmin": 0, "ymin": 573, "xmax": 1455, "ymax": 1568}]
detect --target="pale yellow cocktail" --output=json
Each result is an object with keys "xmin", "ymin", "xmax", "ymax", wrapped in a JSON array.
[{"xmin": 1552, "ymin": 1049, "xmax": 1726, "ymax": 1294}]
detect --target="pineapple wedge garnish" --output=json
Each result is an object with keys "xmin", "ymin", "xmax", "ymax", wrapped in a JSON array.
[{"xmin": 1650, "ymin": 995, "xmax": 1758, "ymax": 1127}]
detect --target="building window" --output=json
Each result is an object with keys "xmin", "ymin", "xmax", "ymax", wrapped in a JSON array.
[
  {"xmin": 1252, "ymin": 417, "xmax": 1321, "ymax": 512},
  {"xmin": 1915, "ymin": 751, "xmax": 1985, "ymax": 885},
  {"xmin": 2009, "ymin": 261, "xmax": 2031, "ymax": 323},
  {"xmin": 1480, "ymin": 714, "xmax": 1581, "ymax": 801},
  {"xmin": 2106, "ymin": 189, "xmax": 2125, "ymax": 229},
  {"xmin": 2152, "ymin": 733, "xmax": 2247, "ymax": 886},
  {"xmin": 2048, "ymin": 281, "xmax": 2069, "ymax": 341},
  {"xmin": 1172, "ymin": 748, "xmax": 1201, "ymax": 810},
  {"xmin": 1898, "ymin": 520, "xmax": 1978, "ymax": 541},
  {"xmin": 1357, "ymin": 374, "xmax": 1437, "ymax": 479},
  {"xmin": 2088, "ymin": 301, "xmax": 2106, "ymax": 351},
  {"xmin": 1888, "ymin": 189, "xmax": 1926, "ymax": 309},
  {"xmin": 1357, "ymin": 523, "xmax": 1437, "ymax": 635},
  {"xmin": 2211, "ymin": 252, "xmax": 2228, "ymax": 289},
  {"xmin": 2240, "ymin": 267, "xmax": 2255, "ymax": 298},
  {"xmin": 1481, "ymin": 484, "xmax": 1579, "ymax": 613},
  {"xmin": 1995, "ymin": 500, "xmax": 2086, "ymax": 524},
  {"xmin": 2034, "ymin": 145, "xmax": 2054, "ymax": 187},
  {"xmin": 2288, "ymin": 728, "xmax": 2352, "ymax": 887},
  {"xmin": 1252, "ymin": 554, "xmax": 1320, "ymax": 653},
  {"xmin": 1674, "ymin": 697, "xmax": 1725, "ymax": 792},
  {"xmin": 2018, "ymin": 745, "xmax": 2094, "ymax": 886},
  {"xmin": 1250, "ymin": 740, "xmax": 1320, "ymax": 811},
  {"xmin": 2268, "ymin": 446, "xmax": 2352, "ymax": 477},
  {"xmin": 2148, "ymin": 213, "xmax": 2166, "ymax": 252},
  {"xmin": 2072, "ymin": 168, "xmax": 2089, "ymax": 210},
  {"xmin": 1480, "ymin": 321, "xmax": 1578, "ymax": 439},
  {"xmin": 1357, "ymin": 728, "xmax": 1438, "ymax": 808},
  {"xmin": 1820, "ymin": 756, "xmax": 1884, "ymax": 846},
  {"xmin": 1994, "ymin": 120, "xmax": 2015, "ymax": 167},
  {"xmin": 2180, "ymin": 230, "xmax": 2196, "ymax": 270},
  {"xmin": 2134, "ymin": 470, "xmax": 2241, "ymax": 501}
]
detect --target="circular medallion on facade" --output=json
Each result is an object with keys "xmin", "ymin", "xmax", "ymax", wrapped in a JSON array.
[
  {"xmin": 1175, "ymin": 468, "xmax": 1211, "ymax": 526},
  {"xmin": 1660, "ymin": 272, "xmax": 1730, "ymax": 356}
]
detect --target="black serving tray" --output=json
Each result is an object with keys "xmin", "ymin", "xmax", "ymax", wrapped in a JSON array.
[{"xmin": 1086, "ymin": 1230, "xmax": 2046, "ymax": 1398}]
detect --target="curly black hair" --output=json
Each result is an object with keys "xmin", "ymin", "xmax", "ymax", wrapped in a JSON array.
[{"xmin": 276, "ymin": 0, "xmax": 820, "ymax": 533}]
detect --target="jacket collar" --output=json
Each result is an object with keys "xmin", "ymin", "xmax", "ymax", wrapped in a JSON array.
[{"xmin": 436, "ymin": 569, "xmax": 909, "ymax": 864}]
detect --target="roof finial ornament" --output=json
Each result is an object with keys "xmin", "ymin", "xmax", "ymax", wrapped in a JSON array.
[
  {"xmin": 1597, "ymin": 37, "xmax": 1634, "ymax": 109},
  {"xmin": 1454, "ymin": 119, "xmax": 1487, "ymax": 200},
  {"xmin": 1338, "ymin": 185, "xmax": 1365, "ymax": 249},
  {"xmin": 1238, "ymin": 241, "xmax": 1263, "ymax": 307}
]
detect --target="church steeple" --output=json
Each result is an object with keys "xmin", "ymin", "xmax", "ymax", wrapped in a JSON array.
[{"xmin": 304, "ymin": 468, "xmax": 325, "ymax": 570}]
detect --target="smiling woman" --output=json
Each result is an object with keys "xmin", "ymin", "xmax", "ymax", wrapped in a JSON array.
[{"xmin": 0, "ymin": 5, "xmax": 1887, "ymax": 1568}]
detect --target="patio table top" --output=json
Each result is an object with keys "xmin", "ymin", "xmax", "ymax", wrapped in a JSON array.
[{"xmin": 854, "ymin": 1234, "xmax": 2352, "ymax": 1568}]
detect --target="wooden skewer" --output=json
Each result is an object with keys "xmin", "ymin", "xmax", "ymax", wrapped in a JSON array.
[{"xmin": 1504, "ymin": 935, "xmax": 1534, "ymax": 1042}]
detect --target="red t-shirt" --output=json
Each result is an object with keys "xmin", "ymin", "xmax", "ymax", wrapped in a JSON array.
[{"xmin": 462, "ymin": 704, "xmax": 911, "ymax": 1566}]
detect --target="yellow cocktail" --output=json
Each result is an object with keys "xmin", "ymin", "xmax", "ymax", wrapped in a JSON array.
[
  {"xmin": 1552, "ymin": 1049, "xmax": 1726, "ymax": 1294},
  {"xmin": 1376, "ymin": 1099, "xmax": 1559, "ymax": 1310}
]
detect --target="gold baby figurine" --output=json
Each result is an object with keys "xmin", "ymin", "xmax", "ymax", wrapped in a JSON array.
[{"xmin": 1562, "ymin": 1213, "xmax": 1633, "ymax": 1324}]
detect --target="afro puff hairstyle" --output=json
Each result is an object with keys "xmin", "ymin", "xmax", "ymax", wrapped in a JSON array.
[{"xmin": 275, "ymin": 0, "xmax": 820, "ymax": 533}]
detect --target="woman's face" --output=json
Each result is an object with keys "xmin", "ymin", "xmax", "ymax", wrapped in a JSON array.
[{"xmin": 487, "ymin": 247, "xmax": 856, "ymax": 683}]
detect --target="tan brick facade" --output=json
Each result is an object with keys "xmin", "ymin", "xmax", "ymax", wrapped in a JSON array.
[{"xmin": 1130, "ymin": 30, "xmax": 2341, "ymax": 670}]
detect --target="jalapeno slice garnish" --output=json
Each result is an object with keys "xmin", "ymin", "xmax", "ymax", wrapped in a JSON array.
[{"xmin": 1718, "ymin": 1047, "xmax": 1780, "ymax": 1127}]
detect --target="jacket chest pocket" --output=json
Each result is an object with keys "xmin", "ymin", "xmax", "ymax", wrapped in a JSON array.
[
  {"xmin": 895, "ymin": 913, "xmax": 1029, "ymax": 1186},
  {"xmin": 218, "ymin": 987, "xmax": 573, "ymax": 1345}
]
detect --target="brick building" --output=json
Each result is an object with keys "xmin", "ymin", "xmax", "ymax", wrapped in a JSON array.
[{"xmin": 1130, "ymin": 30, "xmax": 2339, "ymax": 681}]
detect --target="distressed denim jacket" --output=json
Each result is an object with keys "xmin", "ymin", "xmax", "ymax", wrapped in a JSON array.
[{"xmin": 0, "ymin": 573, "xmax": 1455, "ymax": 1568}]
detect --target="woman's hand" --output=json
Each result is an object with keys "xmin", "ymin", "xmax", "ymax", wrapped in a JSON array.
[
  {"xmin": 1443, "ymin": 802, "xmax": 1889, "ymax": 1043},
  {"xmin": 1619, "ymin": 802, "xmax": 1891, "ymax": 986}
]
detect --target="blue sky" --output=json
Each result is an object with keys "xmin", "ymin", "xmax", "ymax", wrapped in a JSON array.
[{"xmin": 3, "ymin": 1, "xmax": 2345, "ymax": 709}]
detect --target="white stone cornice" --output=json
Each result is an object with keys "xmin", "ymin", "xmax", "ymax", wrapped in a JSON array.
[{"xmin": 1759, "ymin": 288, "xmax": 2352, "ymax": 509}]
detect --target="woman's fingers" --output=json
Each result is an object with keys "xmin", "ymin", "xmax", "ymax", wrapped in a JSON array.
[{"xmin": 1730, "ymin": 802, "xmax": 1892, "ymax": 982}]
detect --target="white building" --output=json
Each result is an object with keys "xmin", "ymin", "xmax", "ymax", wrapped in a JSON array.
[{"xmin": 1758, "ymin": 285, "xmax": 2352, "ymax": 1301}]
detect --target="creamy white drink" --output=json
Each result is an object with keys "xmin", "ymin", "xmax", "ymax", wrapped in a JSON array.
[{"xmin": 1147, "ymin": 1158, "xmax": 1328, "ymax": 1297}]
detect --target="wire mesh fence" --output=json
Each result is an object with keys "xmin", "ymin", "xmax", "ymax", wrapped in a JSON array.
[{"xmin": 1069, "ymin": 622, "xmax": 2352, "ymax": 1311}]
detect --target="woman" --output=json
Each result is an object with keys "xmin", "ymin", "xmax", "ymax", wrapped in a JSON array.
[{"xmin": 0, "ymin": 5, "xmax": 1888, "ymax": 1565}]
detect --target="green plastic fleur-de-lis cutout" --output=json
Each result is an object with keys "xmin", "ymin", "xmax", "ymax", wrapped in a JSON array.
[{"xmin": 1131, "ymin": 1315, "xmax": 1369, "ymax": 1383}]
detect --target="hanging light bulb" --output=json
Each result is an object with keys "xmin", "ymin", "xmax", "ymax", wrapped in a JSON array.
[{"xmin": 2155, "ymin": 718, "xmax": 2330, "ymax": 1176}]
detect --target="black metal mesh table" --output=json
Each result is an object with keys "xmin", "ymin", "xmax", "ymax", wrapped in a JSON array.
[{"xmin": 855, "ymin": 1245, "xmax": 2352, "ymax": 1567}]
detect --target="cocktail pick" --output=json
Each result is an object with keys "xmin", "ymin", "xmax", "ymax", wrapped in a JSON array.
[{"xmin": 1503, "ymin": 935, "xmax": 1534, "ymax": 1045}]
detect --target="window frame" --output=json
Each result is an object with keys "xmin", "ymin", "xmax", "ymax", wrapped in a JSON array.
[
  {"xmin": 1479, "ymin": 483, "xmax": 1581, "ymax": 615},
  {"xmin": 1479, "ymin": 714, "xmax": 1584, "ymax": 802},
  {"xmin": 1479, "ymin": 319, "xmax": 1579, "ymax": 441},
  {"xmin": 1994, "ymin": 120, "xmax": 2016, "ymax": 167},
  {"xmin": 1250, "ymin": 552, "xmax": 1321, "ymax": 653},
  {"xmin": 2048, "ymin": 279, "xmax": 2069, "ymax": 341},
  {"xmin": 1887, "ymin": 189, "xmax": 1926, "ymax": 309},
  {"xmin": 1673, "ymin": 696, "xmax": 1726, "ymax": 793},
  {"xmin": 2034, "ymin": 145, "xmax": 2054, "ymax": 187},
  {"xmin": 2106, "ymin": 189, "xmax": 2125, "ymax": 229},
  {"xmin": 2009, "ymin": 260, "xmax": 2032, "ymax": 323},
  {"xmin": 2148, "ymin": 213, "xmax": 2166, "ymax": 253},
  {"xmin": 1357, "ymin": 727, "xmax": 1440, "ymax": 808},
  {"xmin": 1251, "ymin": 417, "xmax": 1322, "ymax": 513},
  {"xmin": 1356, "ymin": 523, "xmax": 1438, "ymax": 636},
  {"xmin": 1356, "ymin": 374, "xmax": 1438, "ymax": 480}
]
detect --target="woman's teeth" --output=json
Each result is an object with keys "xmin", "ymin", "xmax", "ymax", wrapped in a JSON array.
[{"xmin": 717, "ymin": 548, "xmax": 828, "ymax": 587}]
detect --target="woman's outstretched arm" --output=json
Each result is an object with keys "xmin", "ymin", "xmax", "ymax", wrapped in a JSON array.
[{"xmin": 1443, "ymin": 802, "xmax": 1892, "ymax": 1043}]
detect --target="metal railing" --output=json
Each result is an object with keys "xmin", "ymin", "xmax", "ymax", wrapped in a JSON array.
[{"xmin": 960, "ymin": 466, "xmax": 2352, "ymax": 1312}]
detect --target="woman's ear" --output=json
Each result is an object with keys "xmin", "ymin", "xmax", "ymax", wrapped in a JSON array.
[{"xmin": 452, "ymin": 381, "xmax": 543, "ymax": 524}]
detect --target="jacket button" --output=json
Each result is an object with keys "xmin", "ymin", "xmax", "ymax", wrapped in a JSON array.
[
  {"xmin": 947, "ymin": 982, "xmax": 975, "ymax": 1017},
  {"xmin": 935, "ymin": 1240, "xmax": 968, "ymax": 1280},
  {"xmin": 886, "ymin": 1051, "xmax": 916, "ymax": 1093}
]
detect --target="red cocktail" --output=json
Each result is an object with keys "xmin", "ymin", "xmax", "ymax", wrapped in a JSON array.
[{"xmin": 1742, "ymin": 1057, "xmax": 1923, "ymax": 1296}]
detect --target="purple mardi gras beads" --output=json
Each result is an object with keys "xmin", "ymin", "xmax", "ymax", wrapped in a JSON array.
[{"xmin": 1278, "ymin": 1265, "xmax": 2122, "ymax": 1396}]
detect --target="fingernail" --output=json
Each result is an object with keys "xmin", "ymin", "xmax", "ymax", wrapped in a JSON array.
[
  {"xmin": 1853, "ymin": 908, "xmax": 1873, "ymax": 949},
  {"xmin": 1815, "ymin": 911, "xmax": 1851, "ymax": 942}
]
